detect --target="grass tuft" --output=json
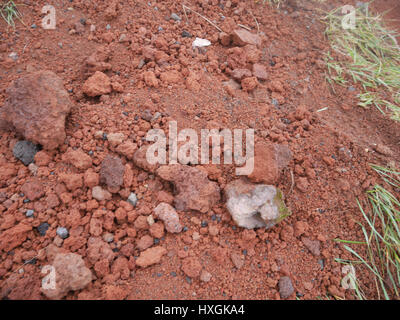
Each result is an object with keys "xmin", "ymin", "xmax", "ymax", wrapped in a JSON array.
[
  {"xmin": 323, "ymin": 3, "xmax": 400, "ymax": 121},
  {"xmin": 0, "ymin": 0, "xmax": 23, "ymax": 28},
  {"xmin": 335, "ymin": 164, "xmax": 400, "ymax": 300}
]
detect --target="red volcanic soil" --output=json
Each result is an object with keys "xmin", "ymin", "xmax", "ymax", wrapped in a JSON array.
[{"xmin": 0, "ymin": 0, "xmax": 399, "ymax": 300}]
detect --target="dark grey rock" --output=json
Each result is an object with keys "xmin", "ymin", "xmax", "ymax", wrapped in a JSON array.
[
  {"xmin": 182, "ymin": 30, "xmax": 192, "ymax": 38},
  {"xmin": 13, "ymin": 141, "xmax": 39, "ymax": 166},
  {"xmin": 37, "ymin": 223, "xmax": 50, "ymax": 236}
]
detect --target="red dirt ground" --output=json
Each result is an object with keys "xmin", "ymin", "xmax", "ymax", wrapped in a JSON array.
[{"xmin": 0, "ymin": 0, "xmax": 399, "ymax": 300}]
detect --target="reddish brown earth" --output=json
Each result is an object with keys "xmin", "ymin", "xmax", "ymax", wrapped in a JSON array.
[{"xmin": 0, "ymin": 0, "xmax": 399, "ymax": 300}]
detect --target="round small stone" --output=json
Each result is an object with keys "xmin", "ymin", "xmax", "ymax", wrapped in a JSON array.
[
  {"xmin": 26, "ymin": 209, "xmax": 34, "ymax": 217},
  {"xmin": 103, "ymin": 233, "xmax": 114, "ymax": 243},
  {"xmin": 56, "ymin": 227, "xmax": 69, "ymax": 239},
  {"xmin": 182, "ymin": 30, "xmax": 192, "ymax": 38}
]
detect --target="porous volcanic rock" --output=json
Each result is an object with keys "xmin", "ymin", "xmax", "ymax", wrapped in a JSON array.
[
  {"xmin": 0, "ymin": 71, "xmax": 72, "ymax": 150},
  {"xmin": 100, "ymin": 155, "xmax": 125, "ymax": 191},
  {"xmin": 41, "ymin": 252, "xmax": 93, "ymax": 299},
  {"xmin": 82, "ymin": 71, "xmax": 112, "ymax": 97},
  {"xmin": 13, "ymin": 140, "xmax": 40, "ymax": 166},
  {"xmin": 224, "ymin": 179, "xmax": 291, "ymax": 229},
  {"xmin": 136, "ymin": 246, "xmax": 167, "ymax": 268},
  {"xmin": 156, "ymin": 164, "xmax": 220, "ymax": 213},
  {"xmin": 153, "ymin": 202, "xmax": 182, "ymax": 233},
  {"xmin": 0, "ymin": 222, "xmax": 32, "ymax": 252},
  {"xmin": 247, "ymin": 142, "xmax": 292, "ymax": 184}
]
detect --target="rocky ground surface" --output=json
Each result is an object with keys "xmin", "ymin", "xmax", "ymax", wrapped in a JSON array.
[{"xmin": 0, "ymin": 0, "xmax": 399, "ymax": 300}]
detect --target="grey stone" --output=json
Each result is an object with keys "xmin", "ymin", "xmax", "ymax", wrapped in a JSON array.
[
  {"xmin": 127, "ymin": 192, "xmax": 138, "ymax": 207},
  {"xmin": 170, "ymin": 13, "xmax": 181, "ymax": 21},
  {"xmin": 56, "ymin": 227, "xmax": 69, "ymax": 239},
  {"xmin": 13, "ymin": 141, "xmax": 39, "ymax": 166},
  {"xmin": 182, "ymin": 30, "xmax": 192, "ymax": 38},
  {"xmin": 9, "ymin": 52, "xmax": 18, "ymax": 61},
  {"xmin": 37, "ymin": 222, "xmax": 50, "ymax": 236},
  {"xmin": 26, "ymin": 209, "xmax": 34, "ymax": 217}
]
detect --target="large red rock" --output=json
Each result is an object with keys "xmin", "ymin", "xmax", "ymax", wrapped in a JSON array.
[
  {"xmin": 247, "ymin": 142, "xmax": 292, "ymax": 184},
  {"xmin": 160, "ymin": 70, "xmax": 182, "ymax": 85},
  {"xmin": 82, "ymin": 71, "xmax": 111, "ymax": 97},
  {"xmin": 136, "ymin": 246, "xmax": 167, "ymax": 268},
  {"xmin": 87, "ymin": 237, "xmax": 115, "ymax": 265},
  {"xmin": 181, "ymin": 257, "xmax": 202, "ymax": 278},
  {"xmin": 133, "ymin": 145, "xmax": 159, "ymax": 173},
  {"xmin": 62, "ymin": 148, "xmax": 92, "ymax": 170},
  {"xmin": 231, "ymin": 68, "xmax": 252, "ymax": 81},
  {"xmin": 0, "ymin": 222, "xmax": 32, "ymax": 252},
  {"xmin": 0, "ymin": 71, "xmax": 72, "ymax": 150},
  {"xmin": 100, "ymin": 155, "xmax": 125, "ymax": 191},
  {"xmin": 0, "ymin": 163, "xmax": 17, "ymax": 187},
  {"xmin": 153, "ymin": 202, "xmax": 182, "ymax": 233},
  {"xmin": 252, "ymin": 63, "xmax": 268, "ymax": 80},
  {"xmin": 41, "ymin": 252, "xmax": 93, "ymax": 299},
  {"xmin": 231, "ymin": 29, "xmax": 262, "ymax": 47},
  {"xmin": 156, "ymin": 164, "xmax": 220, "ymax": 213},
  {"xmin": 21, "ymin": 179, "xmax": 45, "ymax": 201}
]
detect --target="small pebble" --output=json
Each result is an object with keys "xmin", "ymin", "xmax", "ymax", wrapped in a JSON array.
[
  {"xmin": 182, "ymin": 30, "xmax": 192, "ymax": 38},
  {"xmin": 170, "ymin": 13, "xmax": 181, "ymax": 21},
  {"xmin": 103, "ymin": 233, "xmax": 114, "ymax": 243},
  {"xmin": 26, "ymin": 210, "xmax": 34, "ymax": 218},
  {"xmin": 9, "ymin": 52, "xmax": 18, "ymax": 61},
  {"xmin": 127, "ymin": 192, "xmax": 138, "ymax": 207},
  {"xmin": 56, "ymin": 227, "xmax": 69, "ymax": 239},
  {"xmin": 37, "ymin": 223, "xmax": 50, "ymax": 236}
]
